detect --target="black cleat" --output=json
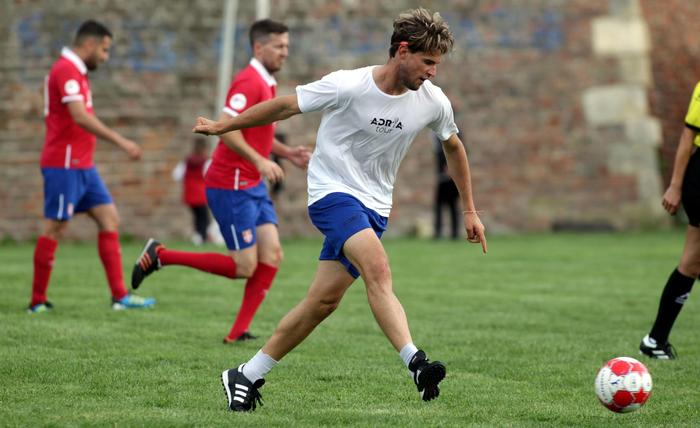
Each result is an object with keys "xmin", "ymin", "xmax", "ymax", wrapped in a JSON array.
[
  {"xmin": 27, "ymin": 301, "xmax": 54, "ymax": 313},
  {"xmin": 223, "ymin": 331, "xmax": 258, "ymax": 344},
  {"xmin": 409, "ymin": 350, "xmax": 446, "ymax": 401},
  {"xmin": 131, "ymin": 238, "xmax": 163, "ymax": 289},
  {"xmin": 221, "ymin": 365, "xmax": 264, "ymax": 412},
  {"xmin": 639, "ymin": 334, "xmax": 676, "ymax": 360}
]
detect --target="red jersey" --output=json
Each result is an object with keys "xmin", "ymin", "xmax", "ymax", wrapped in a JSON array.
[
  {"xmin": 205, "ymin": 58, "xmax": 277, "ymax": 190},
  {"xmin": 183, "ymin": 154, "xmax": 209, "ymax": 206},
  {"xmin": 41, "ymin": 47, "xmax": 96, "ymax": 169}
]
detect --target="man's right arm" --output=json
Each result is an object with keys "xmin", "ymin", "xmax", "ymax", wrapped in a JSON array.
[
  {"xmin": 217, "ymin": 113, "xmax": 284, "ymax": 183},
  {"xmin": 663, "ymin": 127, "xmax": 696, "ymax": 214},
  {"xmin": 67, "ymin": 101, "xmax": 141, "ymax": 159},
  {"xmin": 194, "ymin": 94, "xmax": 301, "ymax": 136}
]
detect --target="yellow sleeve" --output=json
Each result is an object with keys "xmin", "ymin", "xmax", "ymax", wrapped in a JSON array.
[{"xmin": 685, "ymin": 81, "xmax": 700, "ymax": 131}]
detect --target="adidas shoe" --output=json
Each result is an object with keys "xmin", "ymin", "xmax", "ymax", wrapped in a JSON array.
[
  {"xmin": 131, "ymin": 238, "xmax": 163, "ymax": 289},
  {"xmin": 221, "ymin": 365, "xmax": 264, "ymax": 412},
  {"xmin": 408, "ymin": 350, "xmax": 446, "ymax": 401},
  {"xmin": 111, "ymin": 294, "xmax": 156, "ymax": 310},
  {"xmin": 639, "ymin": 334, "xmax": 676, "ymax": 360},
  {"xmin": 27, "ymin": 301, "xmax": 53, "ymax": 314},
  {"xmin": 223, "ymin": 331, "xmax": 258, "ymax": 344}
]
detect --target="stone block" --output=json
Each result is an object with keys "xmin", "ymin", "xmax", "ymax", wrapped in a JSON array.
[
  {"xmin": 624, "ymin": 116, "xmax": 662, "ymax": 147},
  {"xmin": 618, "ymin": 55, "xmax": 651, "ymax": 86},
  {"xmin": 592, "ymin": 17, "xmax": 650, "ymax": 55},
  {"xmin": 582, "ymin": 85, "xmax": 648, "ymax": 126}
]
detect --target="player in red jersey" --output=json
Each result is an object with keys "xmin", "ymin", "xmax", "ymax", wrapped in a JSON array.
[
  {"xmin": 28, "ymin": 20, "xmax": 155, "ymax": 313},
  {"xmin": 132, "ymin": 19, "xmax": 310, "ymax": 342},
  {"xmin": 172, "ymin": 137, "xmax": 212, "ymax": 245}
]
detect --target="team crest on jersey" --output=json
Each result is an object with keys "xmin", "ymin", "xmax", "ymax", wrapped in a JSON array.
[
  {"xmin": 242, "ymin": 229, "xmax": 253, "ymax": 244},
  {"xmin": 229, "ymin": 93, "xmax": 247, "ymax": 111},
  {"xmin": 370, "ymin": 117, "xmax": 403, "ymax": 134},
  {"xmin": 64, "ymin": 79, "xmax": 80, "ymax": 95}
]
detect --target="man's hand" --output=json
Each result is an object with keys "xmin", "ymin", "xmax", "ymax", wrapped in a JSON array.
[
  {"xmin": 120, "ymin": 138, "xmax": 142, "ymax": 160},
  {"xmin": 463, "ymin": 211, "xmax": 487, "ymax": 254},
  {"xmin": 255, "ymin": 158, "xmax": 284, "ymax": 183},
  {"xmin": 193, "ymin": 117, "xmax": 220, "ymax": 135},
  {"xmin": 662, "ymin": 184, "xmax": 682, "ymax": 215},
  {"xmin": 286, "ymin": 146, "xmax": 312, "ymax": 169}
]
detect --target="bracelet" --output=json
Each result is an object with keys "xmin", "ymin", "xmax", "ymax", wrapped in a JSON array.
[{"xmin": 462, "ymin": 210, "xmax": 483, "ymax": 214}]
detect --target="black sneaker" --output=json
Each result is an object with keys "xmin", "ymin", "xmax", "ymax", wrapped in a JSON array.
[
  {"xmin": 221, "ymin": 365, "xmax": 264, "ymax": 412},
  {"xmin": 639, "ymin": 334, "xmax": 677, "ymax": 360},
  {"xmin": 409, "ymin": 350, "xmax": 446, "ymax": 401},
  {"xmin": 223, "ymin": 331, "xmax": 258, "ymax": 344},
  {"xmin": 131, "ymin": 238, "xmax": 163, "ymax": 289}
]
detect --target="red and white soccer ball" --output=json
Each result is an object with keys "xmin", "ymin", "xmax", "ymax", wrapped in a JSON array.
[{"xmin": 595, "ymin": 357, "xmax": 652, "ymax": 413}]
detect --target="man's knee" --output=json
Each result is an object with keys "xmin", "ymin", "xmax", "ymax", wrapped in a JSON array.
[
  {"xmin": 311, "ymin": 296, "xmax": 341, "ymax": 320},
  {"xmin": 43, "ymin": 220, "xmax": 68, "ymax": 240},
  {"xmin": 361, "ymin": 258, "xmax": 392, "ymax": 291},
  {"xmin": 103, "ymin": 211, "xmax": 120, "ymax": 231},
  {"xmin": 261, "ymin": 244, "xmax": 283, "ymax": 267},
  {"xmin": 231, "ymin": 245, "xmax": 259, "ymax": 278},
  {"xmin": 678, "ymin": 261, "xmax": 700, "ymax": 279},
  {"xmin": 91, "ymin": 205, "xmax": 120, "ymax": 231},
  {"xmin": 235, "ymin": 258, "xmax": 257, "ymax": 278}
]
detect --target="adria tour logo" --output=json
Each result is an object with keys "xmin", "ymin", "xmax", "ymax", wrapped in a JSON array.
[{"xmin": 370, "ymin": 117, "xmax": 403, "ymax": 134}]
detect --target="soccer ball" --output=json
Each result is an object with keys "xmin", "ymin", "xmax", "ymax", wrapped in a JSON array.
[{"xmin": 594, "ymin": 357, "xmax": 652, "ymax": 413}]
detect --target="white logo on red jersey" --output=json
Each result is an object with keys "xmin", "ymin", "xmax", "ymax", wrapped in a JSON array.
[
  {"xmin": 64, "ymin": 79, "xmax": 80, "ymax": 95},
  {"xmin": 229, "ymin": 93, "xmax": 247, "ymax": 111}
]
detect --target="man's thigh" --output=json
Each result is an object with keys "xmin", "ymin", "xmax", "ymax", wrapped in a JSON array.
[
  {"xmin": 342, "ymin": 228, "xmax": 390, "ymax": 280},
  {"xmin": 306, "ymin": 260, "xmax": 356, "ymax": 303}
]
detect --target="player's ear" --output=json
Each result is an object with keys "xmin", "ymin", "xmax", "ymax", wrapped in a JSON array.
[
  {"xmin": 397, "ymin": 42, "xmax": 410, "ymax": 58},
  {"xmin": 252, "ymin": 41, "xmax": 263, "ymax": 56}
]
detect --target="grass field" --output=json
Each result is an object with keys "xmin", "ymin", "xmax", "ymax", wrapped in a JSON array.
[{"xmin": 1, "ymin": 232, "xmax": 699, "ymax": 427}]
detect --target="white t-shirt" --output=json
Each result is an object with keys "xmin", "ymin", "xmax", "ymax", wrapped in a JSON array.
[{"xmin": 296, "ymin": 66, "xmax": 458, "ymax": 217}]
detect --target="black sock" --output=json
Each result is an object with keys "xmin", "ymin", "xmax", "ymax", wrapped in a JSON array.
[{"xmin": 649, "ymin": 268, "xmax": 695, "ymax": 344}]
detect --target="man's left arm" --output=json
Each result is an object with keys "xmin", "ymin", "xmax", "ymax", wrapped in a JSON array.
[
  {"xmin": 441, "ymin": 133, "xmax": 487, "ymax": 253},
  {"xmin": 271, "ymin": 139, "xmax": 311, "ymax": 169}
]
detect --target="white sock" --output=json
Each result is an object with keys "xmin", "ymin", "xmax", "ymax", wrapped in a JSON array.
[
  {"xmin": 399, "ymin": 343, "xmax": 419, "ymax": 368},
  {"xmin": 241, "ymin": 350, "xmax": 278, "ymax": 383}
]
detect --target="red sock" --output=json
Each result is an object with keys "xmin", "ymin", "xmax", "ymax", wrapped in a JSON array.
[
  {"xmin": 31, "ymin": 236, "xmax": 58, "ymax": 306},
  {"xmin": 226, "ymin": 263, "xmax": 278, "ymax": 340},
  {"xmin": 98, "ymin": 231, "xmax": 128, "ymax": 300},
  {"xmin": 158, "ymin": 249, "xmax": 237, "ymax": 278}
]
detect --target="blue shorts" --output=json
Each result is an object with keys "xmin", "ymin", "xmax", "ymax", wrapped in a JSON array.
[
  {"xmin": 206, "ymin": 182, "xmax": 277, "ymax": 251},
  {"xmin": 308, "ymin": 192, "xmax": 388, "ymax": 279},
  {"xmin": 42, "ymin": 167, "xmax": 113, "ymax": 221}
]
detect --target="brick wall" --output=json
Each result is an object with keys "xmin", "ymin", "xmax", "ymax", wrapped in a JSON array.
[
  {"xmin": 641, "ymin": 0, "xmax": 700, "ymax": 187},
  {"xmin": 0, "ymin": 0, "xmax": 682, "ymax": 241}
]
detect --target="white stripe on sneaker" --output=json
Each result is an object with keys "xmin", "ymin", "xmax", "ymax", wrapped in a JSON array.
[
  {"xmin": 222, "ymin": 370, "xmax": 232, "ymax": 405},
  {"xmin": 235, "ymin": 383, "xmax": 249, "ymax": 391},
  {"xmin": 233, "ymin": 396, "xmax": 245, "ymax": 403},
  {"xmin": 136, "ymin": 238, "xmax": 155, "ymax": 264}
]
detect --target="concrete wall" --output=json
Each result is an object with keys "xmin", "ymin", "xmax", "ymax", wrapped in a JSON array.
[{"xmin": 1, "ymin": 0, "xmax": 690, "ymax": 241}]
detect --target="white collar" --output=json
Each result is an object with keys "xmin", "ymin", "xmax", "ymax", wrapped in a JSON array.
[
  {"xmin": 61, "ymin": 47, "xmax": 88, "ymax": 75},
  {"xmin": 250, "ymin": 58, "xmax": 276, "ymax": 87}
]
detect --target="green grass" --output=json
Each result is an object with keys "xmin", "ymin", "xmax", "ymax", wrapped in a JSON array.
[{"xmin": 1, "ymin": 232, "xmax": 699, "ymax": 427}]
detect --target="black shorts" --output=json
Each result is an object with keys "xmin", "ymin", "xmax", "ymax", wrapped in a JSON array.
[{"xmin": 682, "ymin": 148, "xmax": 700, "ymax": 227}]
